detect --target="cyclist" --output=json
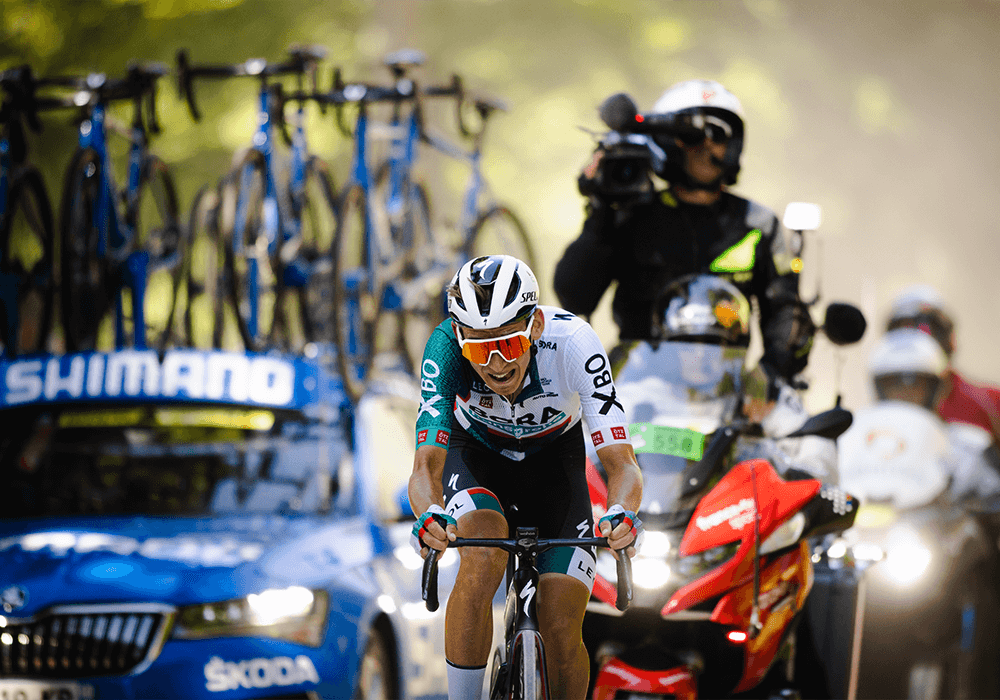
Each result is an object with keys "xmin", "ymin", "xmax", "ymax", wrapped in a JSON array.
[
  {"xmin": 885, "ymin": 284, "xmax": 1000, "ymax": 447},
  {"xmin": 408, "ymin": 254, "xmax": 643, "ymax": 700},
  {"xmin": 554, "ymin": 78, "xmax": 814, "ymax": 396}
]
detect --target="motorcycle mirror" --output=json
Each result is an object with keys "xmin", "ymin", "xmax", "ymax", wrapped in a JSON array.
[
  {"xmin": 598, "ymin": 92, "xmax": 640, "ymax": 132},
  {"xmin": 783, "ymin": 406, "xmax": 853, "ymax": 440},
  {"xmin": 782, "ymin": 202, "xmax": 822, "ymax": 232},
  {"xmin": 823, "ymin": 302, "xmax": 867, "ymax": 346}
]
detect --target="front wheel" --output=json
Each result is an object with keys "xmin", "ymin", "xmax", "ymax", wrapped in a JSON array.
[
  {"xmin": 219, "ymin": 149, "xmax": 280, "ymax": 352},
  {"xmin": 132, "ymin": 154, "xmax": 181, "ymax": 350},
  {"xmin": 59, "ymin": 147, "xmax": 112, "ymax": 352},
  {"xmin": 513, "ymin": 632, "xmax": 547, "ymax": 700},
  {"xmin": 467, "ymin": 205, "xmax": 535, "ymax": 270},
  {"xmin": 0, "ymin": 168, "xmax": 55, "ymax": 357},
  {"xmin": 331, "ymin": 183, "xmax": 379, "ymax": 404}
]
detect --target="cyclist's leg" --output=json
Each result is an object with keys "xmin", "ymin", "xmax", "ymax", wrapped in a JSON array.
[
  {"xmin": 440, "ymin": 429, "xmax": 508, "ymax": 698},
  {"xmin": 538, "ymin": 573, "xmax": 591, "ymax": 700}
]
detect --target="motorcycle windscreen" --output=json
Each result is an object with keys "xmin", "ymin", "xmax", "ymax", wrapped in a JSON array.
[{"xmin": 616, "ymin": 341, "xmax": 746, "ymax": 521}]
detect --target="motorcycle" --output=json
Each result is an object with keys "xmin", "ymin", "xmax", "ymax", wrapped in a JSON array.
[
  {"xmin": 584, "ymin": 298, "xmax": 864, "ymax": 700},
  {"xmin": 830, "ymin": 398, "xmax": 1000, "ymax": 699}
]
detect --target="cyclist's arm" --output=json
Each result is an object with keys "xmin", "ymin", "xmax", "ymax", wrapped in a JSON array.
[
  {"xmin": 595, "ymin": 441, "xmax": 643, "ymax": 555},
  {"xmin": 408, "ymin": 444, "xmax": 456, "ymax": 551}
]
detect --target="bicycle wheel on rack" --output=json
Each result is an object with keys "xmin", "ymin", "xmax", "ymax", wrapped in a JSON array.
[
  {"xmin": 467, "ymin": 204, "xmax": 536, "ymax": 270},
  {"xmin": 59, "ymin": 147, "xmax": 113, "ymax": 352},
  {"xmin": 331, "ymin": 182, "xmax": 378, "ymax": 404},
  {"xmin": 132, "ymin": 154, "xmax": 182, "ymax": 350},
  {"xmin": 291, "ymin": 155, "xmax": 338, "ymax": 347},
  {"xmin": 0, "ymin": 168, "xmax": 55, "ymax": 357},
  {"xmin": 219, "ymin": 149, "xmax": 280, "ymax": 352},
  {"xmin": 374, "ymin": 163, "xmax": 439, "ymax": 374},
  {"xmin": 182, "ymin": 184, "xmax": 229, "ymax": 349}
]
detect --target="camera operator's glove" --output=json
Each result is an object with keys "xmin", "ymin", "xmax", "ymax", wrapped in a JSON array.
[
  {"xmin": 595, "ymin": 504, "xmax": 643, "ymax": 551},
  {"xmin": 411, "ymin": 504, "xmax": 457, "ymax": 553},
  {"xmin": 577, "ymin": 148, "xmax": 606, "ymax": 197}
]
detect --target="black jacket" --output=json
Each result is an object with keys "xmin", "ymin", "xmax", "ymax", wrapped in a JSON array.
[{"xmin": 554, "ymin": 189, "xmax": 815, "ymax": 382}]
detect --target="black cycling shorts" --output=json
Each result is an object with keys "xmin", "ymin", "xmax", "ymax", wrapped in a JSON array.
[{"xmin": 441, "ymin": 421, "xmax": 597, "ymax": 590}]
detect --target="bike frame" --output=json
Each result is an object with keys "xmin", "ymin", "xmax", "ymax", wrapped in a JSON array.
[
  {"xmin": 77, "ymin": 97, "xmax": 150, "ymax": 349},
  {"xmin": 337, "ymin": 92, "xmax": 422, "ymax": 363},
  {"xmin": 422, "ymin": 528, "xmax": 631, "ymax": 700},
  {"xmin": 231, "ymin": 84, "xmax": 312, "ymax": 340}
]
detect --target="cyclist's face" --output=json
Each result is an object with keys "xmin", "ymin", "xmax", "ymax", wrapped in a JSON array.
[{"xmin": 458, "ymin": 311, "xmax": 544, "ymax": 399}]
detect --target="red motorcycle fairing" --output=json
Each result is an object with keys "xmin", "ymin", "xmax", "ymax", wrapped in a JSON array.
[
  {"xmin": 589, "ymin": 458, "xmax": 823, "ymax": 697},
  {"xmin": 592, "ymin": 657, "xmax": 697, "ymax": 700},
  {"xmin": 664, "ymin": 459, "xmax": 819, "ymax": 615},
  {"xmin": 712, "ymin": 541, "xmax": 813, "ymax": 693}
]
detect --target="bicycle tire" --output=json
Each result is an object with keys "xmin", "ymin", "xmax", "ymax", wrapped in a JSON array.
[
  {"xmin": 293, "ymin": 155, "xmax": 338, "ymax": 346},
  {"xmin": 182, "ymin": 184, "xmax": 228, "ymax": 348},
  {"xmin": 219, "ymin": 149, "xmax": 281, "ymax": 352},
  {"xmin": 132, "ymin": 154, "xmax": 182, "ymax": 350},
  {"xmin": 467, "ymin": 205, "xmax": 536, "ymax": 271},
  {"xmin": 331, "ymin": 182, "xmax": 378, "ymax": 404},
  {"xmin": 59, "ymin": 147, "xmax": 113, "ymax": 352},
  {"xmin": 374, "ymin": 163, "xmax": 441, "ymax": 375},
  {"xmin": 0, "ymin": 168, "xmax": 55, "ymax": 357},
  {"xmin": 514, "ymin": 631, "xmax": 545, "ymax": 700}
]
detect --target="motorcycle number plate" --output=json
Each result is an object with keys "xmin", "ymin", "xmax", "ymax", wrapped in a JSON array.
[{"xmin": 629, "ymin": 423, "xmax": 704, "ymax": 460}]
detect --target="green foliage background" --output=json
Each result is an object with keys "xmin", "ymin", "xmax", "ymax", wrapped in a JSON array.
[{"xmin": 4, "ymin": 0, "xmax": 999, "ymax": 411}]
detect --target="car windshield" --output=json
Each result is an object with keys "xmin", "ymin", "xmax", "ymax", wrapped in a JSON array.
[
  {"xmin": 0, "ymin": 405, "xmax": 350, "ymax": 518},
  {"xmin": 615, "ymin": 341, "xmax": 745, "ymax": 522}
]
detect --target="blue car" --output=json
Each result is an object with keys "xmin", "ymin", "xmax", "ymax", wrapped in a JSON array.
[{"xmin": 0, "ymin": 348, "xmax": 455, "ymax": 700}]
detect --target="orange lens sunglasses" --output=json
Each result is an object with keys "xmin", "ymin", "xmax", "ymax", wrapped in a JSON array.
[{"xmin": 457, "ymin": 326, "xmax": 533, "ymax": 366}]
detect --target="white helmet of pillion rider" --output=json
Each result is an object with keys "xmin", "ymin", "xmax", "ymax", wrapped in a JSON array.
[
  {"xmin": 885, "ymin": 284, "xmax": 956, "ymax": 357},
  {"xmin": 869, "ymin": 327, "xmax": 948, "ymax": 409},
  {"xmin": 447, "ymin": 255, "xmax": 539, "ymax": 329},
  {"xmin": 649, "ymin": 79, "xmax": 746, "ymax": 187}
]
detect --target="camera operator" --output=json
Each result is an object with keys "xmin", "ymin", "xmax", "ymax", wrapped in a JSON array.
[{"xmin": 554, "ymin": 79, "xmax": 815, "ymax": 393}]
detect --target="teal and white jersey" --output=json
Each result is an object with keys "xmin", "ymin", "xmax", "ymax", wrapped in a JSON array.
[{"xmin": 415, "ymin": 306, "xmax": 631, "ymax": 460}]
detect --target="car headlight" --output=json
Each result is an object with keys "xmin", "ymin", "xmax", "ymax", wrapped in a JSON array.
[{"xmin": 173, "ymin": 586, "xmax": 329, "ymax": 647}]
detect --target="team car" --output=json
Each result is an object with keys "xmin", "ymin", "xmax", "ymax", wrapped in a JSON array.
[{"xmin": 0, "ymin": 348, "xmax": 456, "ymax": 699}]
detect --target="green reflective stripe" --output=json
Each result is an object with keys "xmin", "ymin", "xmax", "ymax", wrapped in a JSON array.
[
  {"xmin": 710, "ymin": 229, "xmax": 761, "ymax": 273},
  {"xmin": 629, "ymin": 423, "xmax": 705, "ymax": 460}
]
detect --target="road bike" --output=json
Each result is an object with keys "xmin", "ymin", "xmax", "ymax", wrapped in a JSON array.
[
  {"xmin": 318, "ymin": 54, "xmax": 461, "ymax": 403},
  {"xmin": 421, "ymin": 526, "xmax": 632, "ymax": 700},
  {"xmin": 176, "ymin": 46, "xmax": 338, "ymax": 352},
  {"xmin": 57, "ymin": 63, "xmax": 181, "ymax": 352},
  {"xmin": 399, "ymin": 90, "xmax": 536, "ymax": 374},
  {"xmin": 0, "ymin": 66, "xmax": 57, "ymax": 358}
]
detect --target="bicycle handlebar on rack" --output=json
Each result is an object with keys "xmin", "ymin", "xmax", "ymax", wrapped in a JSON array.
[
  {"xmin": 5, "ymin": 63, "xmax": 170, "ymax": 137},
  {"xmin": 175, "ymin": 46, "xmax": 327, "ymax": 121},
  {"xmin": 420, "ymin": 535, "xmax": 633, "ymax": 614}
]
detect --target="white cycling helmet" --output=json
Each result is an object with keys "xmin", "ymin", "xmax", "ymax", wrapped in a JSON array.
[
  {"xmin": 447, "ymin": 255, "xmax": 539, "ymax": 329},
  {"xmin": 869, "ymin": 327, "xmax": 948, "ymax": 408},
  {"xmin": 885, "ymin": 284, "xmax": 955, "ymax": 356},
  {"xmin": 649, "ymin": 79, "xmax": 745, "ymax": 187}
]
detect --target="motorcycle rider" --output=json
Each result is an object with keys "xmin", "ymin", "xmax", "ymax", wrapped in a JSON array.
[
  {"xmin": 407, "ymin": 255, "xmax": 643, "ymax": 700},
  {"xmin": 885, "ymin": 284, "xmax": 1000, "ymax": 448},
  {"xmin": 554, "ymin": 79, "xmax": 814, "ymax": 396},
  {"xmin": 869, "ymin": 326, "xmax": 1000, "ymax": 502}
]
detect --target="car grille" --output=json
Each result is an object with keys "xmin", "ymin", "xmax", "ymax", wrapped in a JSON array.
[{"xmin": 0, "ymin": 603, "xmax": 175, "ymax": 679}]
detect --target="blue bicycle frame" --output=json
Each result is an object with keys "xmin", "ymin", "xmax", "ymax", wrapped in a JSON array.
[
  {"xmin": 336, "ymin": 90, "xmax": 422, "ymax": 368},
  {"xmin": 77, "ymin": 98, "xmax": 151, "ymax": 350},
  {"xmin": 231, "ymin": 85, "xmax": 311, "ymax": 340}
]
